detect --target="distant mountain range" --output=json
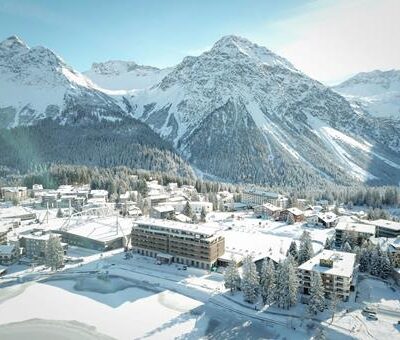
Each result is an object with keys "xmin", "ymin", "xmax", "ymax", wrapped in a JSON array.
[
  {"xmin": 333, "ymin": 70, "xmax": 400, "ymax": 119},
  {"xmin": 1, "ymin": 35, "xmax": 400, "ymax": 186}
]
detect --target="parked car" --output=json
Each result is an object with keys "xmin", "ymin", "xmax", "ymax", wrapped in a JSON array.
[
  {"xmin": 366, "ymin": 313, "xmax": 378, "ymax": 321},
  {"xmin": 363, "ymin": 306, "xmax": 377, "ymax": 314}
]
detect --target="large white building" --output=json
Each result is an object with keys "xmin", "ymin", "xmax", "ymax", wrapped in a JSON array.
[
  {"xmin": 298, "ymin": 250, "xmax": 357, "ymax": 302},
  {"xmin": 242, "ymin": 189, "xmax": 283, "ymax": 207}
]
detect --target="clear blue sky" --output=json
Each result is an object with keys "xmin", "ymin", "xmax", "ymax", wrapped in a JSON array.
[
  {"xmin": 1, "ymin": 0, "xmax": 399, "ymax": 84},
  {"xmin": 0, "ymin": 0, "xmax": 314, "ymax": 69}
]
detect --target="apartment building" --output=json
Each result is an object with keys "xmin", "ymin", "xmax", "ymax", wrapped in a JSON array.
[
  {"xmin": 0, "ymin": 187, "xmax": 27, "ymax": 201},
  {"xmin": 335, "ymin": 221, "xmax": 375, "ymax": 248},
  {"xmin": 254, "ymin": 203, "xmax": 282, "ymax": 220},
  {"xmin": 0, "ymin": 244, "xmax": 19, "ymax": 265},
  {"xmin": 298, "ymin": 250, "xmax": 357, "ymax": 302},
  {"xmin": 371, "ymin": 219, "xmax": 400, "ymax": 238},
  {"xmin": 20, "ymin": 232, "xmax": 56, "ymax": 259},
  {"xmin": 131, "ymin": 219, "xmax": 225, "ymax": 270},
  {"xmin": 242, "ymin": 189, "xmax": 280, "ymax": 207}
]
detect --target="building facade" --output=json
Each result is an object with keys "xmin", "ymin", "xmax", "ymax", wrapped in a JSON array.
[
  {"xmin": 298, "ymin": 250, "xmax": 356, "ymax": 302},
  {"xmin": 371, "ymin": 220, "xmax": 400, "ymax": 238},
  {"xmin": 242, "ymin": 189, "xmax": 280, "ymax": 207},
  {"xmin": 131, "ymin": 220, "xmax": 225, "ymax": 269}
]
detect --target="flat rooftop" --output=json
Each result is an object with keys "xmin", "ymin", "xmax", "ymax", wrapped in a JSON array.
[
  {"xmin": 135, "ymin": 218, "xmax": 221, "ymax": 237},
  {"xmin": 0, "ymin": 206, "xmax": 36, "ymax": 220},
  {"xmin": 370, "ymin": 219, "xmax": 400, "ymax": 231},
  {"xmin": 219, "ymin": 229, "xmax": 290, "ymax": 264},
  {"xmin": 298, "ymin": 250, "xmax": 356, "ymax": 278},
  {"xmin": 335, "ymin": 221, "xmax": 375, "ymax": 234},
  {"xmin": 243, "ymin": 189, "xmax": 279, "ymax": 198}
]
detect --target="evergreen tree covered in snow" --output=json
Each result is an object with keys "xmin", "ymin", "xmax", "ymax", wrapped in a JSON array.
[
  {"xmin": 307, "ymin": 272, "xmax": 325, "ymax": 315},
  {"xmin": 324, "ymin": 236, "xmax": 334, "ymax": 250},
  {"xmin": 275, "ymin": 255, "xmax": 298, "ymax": 309},
  {"xmin": 200, "ymin": 207, "xmax": 207, "ymax": 222},
  {"xmin": 370, "ymin": 245, "xmax": 382, "ymax": 277},
  {"xmin": 286, "ymin": 240, "xmax": 298, "ymax": 262},
  {"xmin": 341, "ymin": 241, "xmax": 352, "ymax": 253},
  {"xmin": 241, "ymin": 255, "xmax": 260, "ymax": 303},
  {"xmin": 56, "ymin": 208, "xmax": 63, "ymax": 218},
  {"xmin": 298, "ymin": 231, "xmax": 314, "ymax": 265},
  {"xmin": 287, "ymin": 213, "xmax": 295, "ymax": 225},
  {"xmin": 224, "ymin": 257, "xmax": 241, "ymax": 293},
  {"xmin": 45, "ymin": 234, "xmax": 64, "ymax": 270},
  {"xmin": 313, "ymin": 327, "xmax": 327, "ymax": 340},
  {"xmin": 183, "ymin": 201, "xmax": 193, "ymax": 218},
  {"xmin": 260, "ymin": 259, "xmax": 276, "ymax": 305},
  {"xmin": 380, "ymin": 252, "xmax": 392, "ymax": 279}
]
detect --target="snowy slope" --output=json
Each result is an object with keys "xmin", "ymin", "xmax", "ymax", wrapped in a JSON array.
[
  {"xmin": 123, "ymin": 35, "xmax": 400, "ymax": 185},
  {"xmin": 84, "ymin": 60, "xmax": 172, "ymax": 91},
  {"xmin": 333, "ymin": 70, "xmax": 400, "ymax": 119},
  {"xmin": 0, "ymin": 36, "xmax": 126, "ymax": 127}
]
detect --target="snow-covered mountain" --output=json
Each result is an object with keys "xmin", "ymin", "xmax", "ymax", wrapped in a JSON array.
[
  {"xmin": 0, "ymin": 35, "xmax": 126, "ymax": 128},
  {"xmin": 84, "ymin": 60, "xmax": 172, "ymax": 91},
  {"xmin": 0, "ymin": 36, "xmax": 194, "ymax": 178},
  {"xmin": 2, "ymin": 34, "xmax": 400, "ymax": 185},
  {"xmin": 123, "ymin": 35, "xmax": 400, "ymax": 185},
  {"xmin": 333, "ymin": 70, "xmax": 400, "ymax": 119}
]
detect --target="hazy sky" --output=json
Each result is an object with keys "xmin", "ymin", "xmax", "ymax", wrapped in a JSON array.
[{"xmin": 0, "ymin": 0, "xmax": 399, "ymax": 84}]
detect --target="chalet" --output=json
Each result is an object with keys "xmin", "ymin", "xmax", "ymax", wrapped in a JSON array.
[
  {"xmin": 318, "ymin": 212, "xmax": 337, "ymax": 228},
  {"xmin": 254, "ymin": 203, "xmax": 282, "ymax": 220},
  {"xmin": 280, "ymin": 207, "xmax": 304, "ymax": 223}
]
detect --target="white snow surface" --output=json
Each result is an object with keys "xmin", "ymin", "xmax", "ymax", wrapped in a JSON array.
[
  {"xmin": 334, "ymin": 70, "xmax": 400, "ymax": 119},
  {"xmin": 84, "ymin": 60, "xmax": 173, "ymax": 91}
]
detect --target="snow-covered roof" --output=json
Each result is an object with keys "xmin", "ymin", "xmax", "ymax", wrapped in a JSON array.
[
  {"xmin": 0, "ymin": 244, "xmax": 15, "ymax": 254},
  {"xmin": 135, "ymin": 218, "xmax": 221, "ymax": 238},
  {"xmin": 370, "ymin": 219, "xmax": 400, "ymax": 231},
  {"xmin": 261, "ymin": 203, "xmax": 281, "ymax": 211},
  {"xmin": 243, "ymin": 188, "xmax": 279, "ymax": 198},
  {"xmin": 318, "ymin": 212, "xmax": 337, "ymax": 223},
  {"xmin": 62, "ymin": 216, "xmax": 131, "ymax": 242},
  {"xmin": 152, "ymin": 205, "xmax": 175, "ymax": 213},
  {"xmin": 221, "ymin": 229, "xmax": 289, "ymax": 264},
  {"xmin": 0, "ymin": 206, "xmax": 36, "ymax": 220},
  {"xmin": 286, "ymin": 207, "xmax": 304, "ymax": 216},
  {"xmin": 298, "ymin": 250, "xmax": 356, "ymax": 278},
  {"xmin": 335, "ymin": 221, "xmax": 375, "ymax": 234}
]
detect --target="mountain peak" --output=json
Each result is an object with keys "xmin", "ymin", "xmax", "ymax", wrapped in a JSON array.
[
  {"xmin": 0, "ymin": 35, "xmax": 29, "ymax": 51},
  {"xmin": 209, "ymin": 35, "xmax": 297, "ymax": 71}
]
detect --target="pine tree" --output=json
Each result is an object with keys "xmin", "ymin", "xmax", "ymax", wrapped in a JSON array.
[
  {"xmin": 241, "ymin": 255, "xmax": 260, "ymax": 304},
  {"xmin": 380, "ymin": 252, "xmax": 392, "ymax": 279},
  {"xmin": 370, "ymin": 245, "xmax": 382, "ymax": 277},
  {"xmin": 183, "ymin": 201, "xmax": 193, "ymax": 218},
  {"xmin": 287, "ymin": 213, "xmax": 295, "ymax": 225},
  {"xmin": 313, "ymin": 327, "xmax": 327, "ymax": 340},
  {"xmin": 224, "ymin": 257, "xmax": 241, "ymax": 294},
  {"xmin": 275, "ymin": 255, "xmax": 298, "ymax": 309},
  {"xmin": 45, "ymin": 234, "xmax": 64, "ymax": 270},
  {"xmin": 324, "ymin": 237, "xmax": 333, "ymax": 250},
  {"xmin": 286, "ymin": 241, "xmax": 298, "ymax": 262},
  {"xmin": 298, "ymin": 231, "xmax": 314, "ymax": 265},
  {"xmin": 200, "ymin": 207, "xmax": 207, "ymax": 222},
  {"xmin": 56, "ymin": 208, "xmax": 64, "ymax": 218},
  {"xmin": 308, "ymin": 272, "xmax": 325, "ymax": 315},
  {"xmin": 260, "ymin": 259, "xmax": 276, "ymax": 305},
  {"xmin": 341, "ymin": 241, "xmax": 352, "ymax": 253}
]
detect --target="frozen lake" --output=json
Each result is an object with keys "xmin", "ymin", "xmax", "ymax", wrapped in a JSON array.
[{"xmin": 0, "ymin": 275, "xmax": 276, "ymax": 340}]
